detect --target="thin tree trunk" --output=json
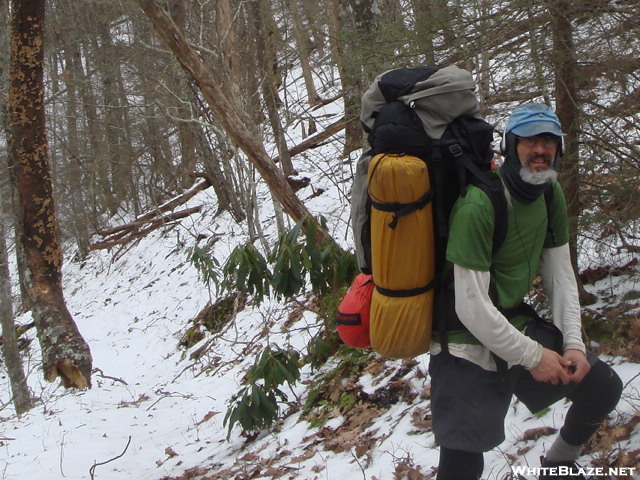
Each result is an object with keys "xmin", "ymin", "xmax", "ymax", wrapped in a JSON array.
[
  {"xmin": 215, "ymin": 0, "xmax": 243, "ymax": 101},
  {"xmin": 60, "ymin": 45, "xmax": 91, "ymax": 257},
  {"xmin": 70, "ymin": 36, "xmax": 111, "ymax": 221},
  {"xmin": 0, "ymin": 202, "xmax": 33, "ymax": 415},
  {"xmin": 92, "ymin": 11, "xmax": 138, "ymax": 215},
  {"xmin": 547, "ymin": 0, "xmax": 595, "ymax": 304},
  {"xmin": 0, "ymin": 52, "xmax": 33, "ymax": 411},
  {"xmin": 8, "ymin": 0, "xmax": 92, "ymax": 389},
  {"xmin": 135, "ymin": 0, "xmax": 324, "ymax": 239},
  {"xmin": 325, "ymin": 0, "xmax": 362, "ymax": 155},
  {"xmin": 285, "ymin": 0, "xmax": 321, "ymax": 107},
  {"xmin": 249, "ymin": 0, "xmax": 295, "ymax": 178}
]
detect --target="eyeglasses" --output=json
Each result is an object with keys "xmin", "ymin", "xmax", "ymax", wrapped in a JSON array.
[{"xmin": 518, "ymin": 135, "xmax": 560, "ymax": 149}]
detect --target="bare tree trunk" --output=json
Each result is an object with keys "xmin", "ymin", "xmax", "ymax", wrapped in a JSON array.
[
  {"xmin": 325, "ymin": 0, "xmax": 362, "ymax": 155},
  {"xmin": 284, "ymin": 0, "xmax": 321, "ymax": 107},
  {"xmin": 92, "ymin": 9, "xmax": 139, "ymax": 215},
  {"xmin": 249, "ymin": 0, "xmax": 295, "ymax": 178},
  {"xmin": 69, "ymin": 34, "xmax": 111, "ymax": 222},
  {"xmin": 547, "ymin": 0, "xmax": 595, "ymax": 304},
  {"xmin": 60, "ymin": 45, "xmax": 91, "ymax": 257},
  {"xmin": 135, "ymin": 0, "xmax": 323, "ymax": 238},
  {"xmin": 0, "ymin": 202, "xmax": 33, "ymax": 415},
  {"xmin": 8, "ymin": 0, "xmax": 92, "ymax": 389},
  {"xmin": 215, "ymin": 0, "xmax": 243, "ymax": 101}
]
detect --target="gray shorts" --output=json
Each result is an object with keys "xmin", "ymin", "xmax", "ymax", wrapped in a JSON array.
[{"xmin": 428, "ymin": 352, "xmax": 599, "ymax": 452}]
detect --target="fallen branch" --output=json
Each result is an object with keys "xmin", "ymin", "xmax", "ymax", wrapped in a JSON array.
[
  {"xmin": 90, "ymin": 206, "xmax": 203, "ymax": 250},
  {"xmin": 89, "ymin": 436, "xmax": 132, "ymax": 480},
  {"xmin": 285, "ymin": 117, "xmax": 345, "ymax": 159},
  {"xmin": 89, "ymin": 116, "xmax": 346, "ymax": 251},
  {"xmin": 96, "ymin": 178, "xmax": 211, "ymax": 238}
]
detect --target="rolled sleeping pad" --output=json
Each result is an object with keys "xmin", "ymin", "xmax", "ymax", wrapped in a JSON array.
[{"xmin": 367, "ymin": 153, "xmax": 435, "ymax": 358}]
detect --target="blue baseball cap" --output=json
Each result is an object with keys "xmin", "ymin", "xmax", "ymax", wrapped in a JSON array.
[{"xmin": 505, "ymin": 103, "xmax": 565, "ymax": 137}]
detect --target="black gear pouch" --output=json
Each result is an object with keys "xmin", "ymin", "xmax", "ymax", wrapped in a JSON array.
[
  {"xmin": 524, "ymin": 314, "xmax": 564, "ymax": 355},
  {"xmin": 505, "ymin": 302, "xmax": 564, "ymax": 355}
]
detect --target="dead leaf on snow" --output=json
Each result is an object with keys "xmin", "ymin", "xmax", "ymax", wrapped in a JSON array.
[
  {"xmin": 165, "ymin": 447, "xmax": 179, "ymax": 457},
  {"xmin": 291, "ymin": 449, "xmax": 316, "ymax": 463},
  {"xmin": 393, "ymin": 457, "xmax": 434, "ymax": 479},
  {"xmin": 238, "ymin": 452, "xmax": 259, "ymax": 462},
  {"xmin": 522, "ymin": 426, "xmax": 557, "ymax": 441},
  {"xmin": 517, "ymin": 445, "xmax": 534, "ymax": 456},
  {"xmin": 323, "ymin": 405, "xmax": 385, "ymax": 453},
  {"xmin": 195, "ymin": 410, "xmax": 219, "ymax": 425},
  {"xmin": 411, "ymin": 407, "xmax": 432, "ymax": 431},
  {"xmin": 587, "ymin": 411, "xmax": 640, "ymax": 453}
]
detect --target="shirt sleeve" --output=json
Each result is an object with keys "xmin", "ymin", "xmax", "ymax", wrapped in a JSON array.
[
  {"xmin": 538, "ymin": 244, "xmax": 586, "ymax": 353},
  {"xmin": 454, "ymin": 264, "xmax": 543, "ymax": 369}
]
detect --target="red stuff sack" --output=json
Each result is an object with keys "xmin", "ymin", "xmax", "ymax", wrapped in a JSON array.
[{"xmin": 335, "ymin": 274, "xmax": 374, "ymax": 348}]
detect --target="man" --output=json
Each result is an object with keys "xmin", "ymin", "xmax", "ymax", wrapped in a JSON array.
[{"xmin": 429, "ymin": 103, "xmax": 622, "ymax": 480}]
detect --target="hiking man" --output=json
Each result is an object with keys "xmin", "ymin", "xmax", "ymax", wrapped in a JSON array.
[{"xmin": 429, "ymin": 103, "xmax": 622, "ymax": 480}]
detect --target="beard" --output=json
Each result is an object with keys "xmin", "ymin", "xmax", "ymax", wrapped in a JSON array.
[{"xmin": 519, "ymin": 153, "xmax": 558, "ymax": 185}]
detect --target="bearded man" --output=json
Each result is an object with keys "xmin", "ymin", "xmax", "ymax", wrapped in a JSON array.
[{"xmin": 429, "ymin": 103, "xmax": 622, "ymax": 480}]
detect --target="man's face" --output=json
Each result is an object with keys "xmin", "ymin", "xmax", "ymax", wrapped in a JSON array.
[{"xmin": 516, "ymin": 134, "xmax": 559, "ymax": 173}]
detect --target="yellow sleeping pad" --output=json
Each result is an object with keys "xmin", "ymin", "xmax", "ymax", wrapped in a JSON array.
[{"xmin": 367, "ymin": 153, "xmax": 435, "ymax": 358}]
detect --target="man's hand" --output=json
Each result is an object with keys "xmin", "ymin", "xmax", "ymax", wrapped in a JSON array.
[
  {"xmin": 563, "ymin": 349, "xmax": 590, "ymax": 383},
  {"xmin": 529, "ymin": 348, "xmax": 572, "ymax": 385}
]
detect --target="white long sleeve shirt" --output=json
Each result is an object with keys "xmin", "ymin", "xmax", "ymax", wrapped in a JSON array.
[{"xmin": 431, "ymin": 243, "xmax": 585, "ymax": 371}]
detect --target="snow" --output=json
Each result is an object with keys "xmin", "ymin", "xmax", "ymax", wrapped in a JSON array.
[
  {"xmin": 1, "ymin": 166, "xmax": 638, "ymax": 480},
  {"xmin": 1, "ymin": 65, "xmax": 639, "ymax": 480}
]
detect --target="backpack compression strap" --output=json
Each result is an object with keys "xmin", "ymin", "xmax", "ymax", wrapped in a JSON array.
[
  {"xmin": 369, "ymin": 190, "xmax": 436, "ymax": 297},
  {"xmin": 369, "ymin": 190, "xmax": 434, "ymax": 230},
  {"xmin": 375, "ymin": 280, "xmax": 435, "ymax": 298}
]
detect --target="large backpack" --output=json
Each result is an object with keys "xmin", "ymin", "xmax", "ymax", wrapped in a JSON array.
[{"xmin": 343, "ymin": 65, "xmax": 509, "ymax": 358}]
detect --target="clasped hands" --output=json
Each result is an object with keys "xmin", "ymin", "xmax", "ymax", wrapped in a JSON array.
[{"xmin": 530, "ymin": 348, "xmax": 590, "ymax": 385}]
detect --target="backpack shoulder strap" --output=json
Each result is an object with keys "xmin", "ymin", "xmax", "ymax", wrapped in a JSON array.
[
  {"xmin": 544, "ymin": 182, "xmax": 557, "ymax": 247},
  {"xmin": 474, "ymin": 175, "xmax": 508, "ymax": 255}
]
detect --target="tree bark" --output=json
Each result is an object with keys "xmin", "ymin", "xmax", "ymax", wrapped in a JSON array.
[
  {"xmin": 284, "ymin": 0, "xmax": 321, "ymax": 107},
  {"xmin": 249, "ymin": 0, "xmax": 295, "ymax": 178},
  {"xmin": 325, "ymin": 0, "xmax": 363, "ymax": 155},
  {"xmin": 0, "ymin": 202, "xmax": 33, "ymax": 415},
  {"xmin": 215, "ymin": 0, "xmax": 243, "ymax": 101},
  {"xmin": 547, "ymin": 0, "xmax": 595, "ymax": 304},
  {"xmin": 8, "ymin": 0, "xmax": 92, "ymax": 389},
  {"xmin": 135, "ymin": 0, "xmax": 323, "ymax": 237}
]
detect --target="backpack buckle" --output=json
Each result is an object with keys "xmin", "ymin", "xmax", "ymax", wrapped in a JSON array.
[{"xmin": 448, "ymin": 144, "xmax": 463, "ymax": 157}]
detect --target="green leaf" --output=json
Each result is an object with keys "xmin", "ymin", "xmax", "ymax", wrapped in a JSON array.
[{"xmin": 251, "ymin": 384, "xmax": 261, "ymax": 409}]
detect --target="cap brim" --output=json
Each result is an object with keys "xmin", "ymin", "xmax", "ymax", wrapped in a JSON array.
[{"xmin": 511, "ymin": 122, "xmax": 565, "ymax": 137}]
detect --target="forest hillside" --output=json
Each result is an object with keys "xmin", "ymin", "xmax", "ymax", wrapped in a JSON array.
[{"xmin": 1, "ymin": 1, "xmax": 639, "ymax": 479}]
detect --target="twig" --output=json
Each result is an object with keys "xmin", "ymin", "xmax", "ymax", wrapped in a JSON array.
[
  {"xmin": 60, "ymin": 432, "xmax": 66, "ymax": 477},
  {"xmin": 92, "ymin": 368, "xmax": 128, "ymax": 386},
  {"xmin": 350, "ymin": 449, "xmax": 367, "ymax": 480},
  {"xmin": 89, "ymin": 436, "xmax": 132, "ymax": 480},
  {"xmin": 145, "ymin": 390, "xmax": 193, "ymax": 411},
  {"xmin": 623, "ymin": 370, "xmax": 640, "ymax": 390}
]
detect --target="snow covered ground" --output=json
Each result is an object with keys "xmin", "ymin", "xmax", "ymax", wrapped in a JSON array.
[
  {"xmin": 0, "ymin": 156, "xmax": 638, "ymax": 480},
  {"xmin": 1, "ymin": 61, "xmax": 639, "ymax": 479}
]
